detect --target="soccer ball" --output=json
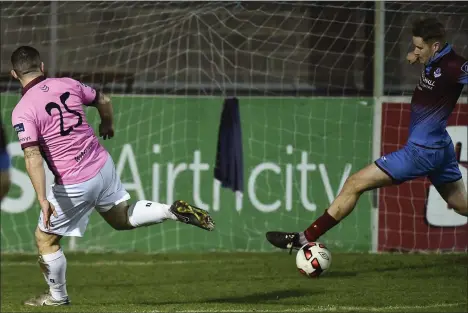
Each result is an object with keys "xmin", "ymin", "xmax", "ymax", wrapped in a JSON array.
[{"xmin": 296, "ymin": 242, "xmax": 332, "ymax": 278}]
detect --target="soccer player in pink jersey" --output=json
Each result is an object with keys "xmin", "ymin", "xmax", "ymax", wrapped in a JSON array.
[{"xmin": 10, "ymin": 46, "xmax": 215, "ymax": 306}]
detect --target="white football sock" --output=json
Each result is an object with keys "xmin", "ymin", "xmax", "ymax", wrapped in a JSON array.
[
  {"xmin": 39, "ymin": 249, "xmax": 68, "ymax": 301},
  {"xmin": 128, "ymin": 200, "xmax": 178, "ymax": 227}
]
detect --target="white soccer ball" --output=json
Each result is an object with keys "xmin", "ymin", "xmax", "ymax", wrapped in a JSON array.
[{"xmin": 296, "ymin": 242, "xmax": 332, "ymax": 278}]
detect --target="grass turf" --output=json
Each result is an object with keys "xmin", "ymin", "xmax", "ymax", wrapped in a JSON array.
[{"xmin": 1, "ymin": 252, "xmax": 467, "ymax": 312}]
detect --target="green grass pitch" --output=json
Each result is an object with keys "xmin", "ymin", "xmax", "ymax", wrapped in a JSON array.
[{"xmin": 1, "ymin": 252, "xmax": 467, "ymax": 312}]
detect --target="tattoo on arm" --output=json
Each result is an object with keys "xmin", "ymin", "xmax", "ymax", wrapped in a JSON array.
[{"xmin": 24, "ymin": 147, "xmax": 42, "ymax": 159}]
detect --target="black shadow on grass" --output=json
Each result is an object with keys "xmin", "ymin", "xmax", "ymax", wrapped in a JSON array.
[
  {"xmin": 137, "ymin": 289, "xmax": 317, "ymax": 305},
  {"xmin": 205, "ymin": 289, "xmax": 317, "ymax": 304},
  {"xmin": 322, "ymin": 271, "xmax": 357, "ymax": 277}
]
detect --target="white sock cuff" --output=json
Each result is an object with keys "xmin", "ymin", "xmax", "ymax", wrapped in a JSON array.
[
  {"xmin": 41, "ymin": 249, "xmax": 64, "ymax": 262},
  {"xmin": 128, "ymin": 200, "xmax": 174, "ymax": 227}
]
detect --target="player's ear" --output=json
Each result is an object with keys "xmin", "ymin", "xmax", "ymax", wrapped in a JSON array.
[
  {"xmin": 10, "ymin": 69, "xmax": 18, "ymax": 80},
  {"xmin": 432, "ymin": 41, "xmax": 441, "ymax": 53}
]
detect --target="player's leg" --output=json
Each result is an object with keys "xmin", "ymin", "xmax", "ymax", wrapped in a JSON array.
[
  {"xmin": 326, "ymin": 162, "xmax": 393, "ymax": 220},
  {"xmin": 24, "ymin": 227, "xmax": 70, "ymax": 306},
  {"xmin": 24, "ymin": 174, "xmax": 102, "ymax": 306},
  {"xmin": 300, "ymin": 162, "xmax": 394, "ymax": 244},
  {"xmin": 99, "ymin": 199, "xmax": 214, "ymax": 231},
  {"xmin": 95, "ymin": 156, "xmax": 214, "ymax": 231},
  {"xmin": 266, "ymin": 162, "xmax": 393, "ymax": 251},
  {"xmin": 433, "ymin": 179, "xmax": 468, "ymax": 216},
  {"xmin": 266, "ymin": 142, "xmax": 429, "ymax": 251},
  {"xmin": 429, "ymin": 143, "xmax": 468, "ymax": 216}
]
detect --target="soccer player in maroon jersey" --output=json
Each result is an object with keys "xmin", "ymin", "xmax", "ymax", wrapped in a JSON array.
[{"xmin": 266, "ymin": 17, "xmax": 468, "ymax": 252}]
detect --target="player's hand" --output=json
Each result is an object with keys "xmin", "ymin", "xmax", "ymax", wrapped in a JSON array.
[
  {"xmin": 406, "ymin": 52, "xmax": 419, "ymax": 64},
  {"xmin": 39, "ymin": 199, "xmax": 58, "ymax": 230},
  {"xmin": 99, "ymin": 121, "xmax": 114, "ymax": 140}
]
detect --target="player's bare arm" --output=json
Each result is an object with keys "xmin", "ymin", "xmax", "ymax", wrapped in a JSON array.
[
  {"xmin": 23, "ymin": 146, "xmax": 47, "ymax": 202},
  {"xmin": 24, "ymin": 146, "xmax": 46, "ymax": 200},
  {"xmin": 23, "ymin": 146, "xmax": 57, "ymax": 229},
  {"xmin": 93, "ymin": 92, "xmax": 114, "ymax": 140}
]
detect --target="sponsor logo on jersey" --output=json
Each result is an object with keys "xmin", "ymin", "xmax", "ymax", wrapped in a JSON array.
[{"xmin": 13, "ymin": 123, "xmax": 24, "ymax": 133}]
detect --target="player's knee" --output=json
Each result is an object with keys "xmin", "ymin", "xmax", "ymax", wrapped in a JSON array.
[
  {"xmin": 343, "ymin": 174, "xmax": 366, "ymax": 195},
  {"xmin": 112, "ymin": 205, "xmax": 134, "ymax": 231},
  {"xmin": 35, "ymin": 227, "xmax": 61, "ymax": 255},
  {"xmin": 100, "ymin": 203, "xmax": 134, "ymax": 231}
]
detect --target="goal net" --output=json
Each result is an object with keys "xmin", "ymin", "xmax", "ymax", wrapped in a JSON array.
[{"xmin": 1, "ymin": 1, "xmax": 466, "ymax": 253}]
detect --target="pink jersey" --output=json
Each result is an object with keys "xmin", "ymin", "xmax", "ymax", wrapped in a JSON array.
[{"xmin": 12, "ymin": 76, "xmax": 108, "ymax": 185}]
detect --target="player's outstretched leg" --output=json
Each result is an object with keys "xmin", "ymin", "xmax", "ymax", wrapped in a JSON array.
[
  {"xmin": 95, "ymin": 158, "xmax": 215, "ymax": 232},
  {"xmin": 24, "ymin": 227, "xmax": 70, "ymax": 306},
  {"xmin": 432, "ymin": 178, "xmax": 468, "ymax": 217},
  {"xmin": 99, "ymin": 199, "xmax": 215, "ymax": 232},
  {"xmin": 266, "ymin": 163, "xmax": 392, "ymax": 252}
]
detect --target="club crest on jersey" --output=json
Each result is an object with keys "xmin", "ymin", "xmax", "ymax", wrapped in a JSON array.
[
  {"xmin": 433, "ymin": 68, "xmax": 441, "ymax": 78},
  {"xmin": 13, "ymin": 123, "xmax": 24, "ymax": 133},
  {"xmin": 462, "ymin": 61, "xmax": 468, "ymax": 74}
]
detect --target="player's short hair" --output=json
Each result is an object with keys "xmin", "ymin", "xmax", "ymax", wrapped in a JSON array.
[
  {"xmin": 412, "ymin": 17, "xmax": 446, "ymax": 44},
  {"xmin": 10, "ymin": 46, "xmax": 42, "ymax": 77}
]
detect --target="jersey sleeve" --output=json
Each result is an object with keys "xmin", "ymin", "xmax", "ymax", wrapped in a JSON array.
[
  {"xmin": 78, "ymin": 81, "xmax": 99, "ymax": 106},
  {"xmin": 12, "ymin": 110, "xmax": 39, "ymax": 150}
]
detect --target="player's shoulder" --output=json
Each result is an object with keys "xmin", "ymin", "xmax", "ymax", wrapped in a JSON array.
[
  {"xmin": 12, "ymin": 104, "xmax": 31, "ymax": 124},
  {"xmin": 54, "ymin": 76, "xmax": 77, "ymax": 83},
  {"xmin": 442, "ymin": 49, "xmax": 467, "ymax": 73},
  {"xmin": 54, "ymin": 77, "xmax": 92, "ymax": 92},
  {"xmin": 11, "ymin": 101, "xmax": 34, "ymax": 127},
  {"xmin": 48, "ymin": 76, "xmax": 81, "ymax": 88},
  {"xmin": 12, "ymin": 84, "xmax": 45, "ymax": 120},
  {"xmin": 12, "ymin": 94, "xmax": 34, "ymax": 118}
]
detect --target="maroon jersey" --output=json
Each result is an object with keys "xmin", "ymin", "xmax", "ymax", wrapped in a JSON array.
[{"xmin": 409, "ymin": 44, "xmax": 468, "ymax": 148}]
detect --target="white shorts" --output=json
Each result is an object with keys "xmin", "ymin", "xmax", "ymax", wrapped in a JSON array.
[{"xmin": 38, "ymin": 155, "xmax": 131, "ymax": 237}]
